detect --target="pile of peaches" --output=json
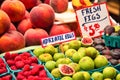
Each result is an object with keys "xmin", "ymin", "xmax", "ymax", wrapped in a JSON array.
[{"xmin": 0, "ymin": 0, "xmax": 79, "ymax": 53}]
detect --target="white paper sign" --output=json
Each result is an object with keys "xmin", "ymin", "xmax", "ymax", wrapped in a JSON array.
[
  {"xmin": 76, "ymin": 3, "xmax": 111, "ymax": 38},
  {"xmin": 41, "ymin": 32, "xmax": 76, "ymax": 47}
]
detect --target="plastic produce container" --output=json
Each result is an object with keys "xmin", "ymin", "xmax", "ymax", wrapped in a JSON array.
[
  {"xmin": 102, "ymin": 35, "xmax": 120, "ymax": 48},
  {"xmin": 0, "ymin": 56, "xmax": 10, "ymax": 77},
  {"xmin": 4, "ymin": 51, "xmax": 41, "ymax": 73}
]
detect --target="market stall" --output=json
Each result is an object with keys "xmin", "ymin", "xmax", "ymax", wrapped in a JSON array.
[{"xmin": 0, "ymin": 0, "xmax": 120, "ymax": 80}]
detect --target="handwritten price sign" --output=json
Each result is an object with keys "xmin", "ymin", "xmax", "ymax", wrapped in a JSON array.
[{"xmin": 76, "ymin": 3, "xmax": 111, "ymax": 38}]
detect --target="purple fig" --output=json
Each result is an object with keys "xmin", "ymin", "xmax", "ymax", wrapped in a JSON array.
[
  {"xmin": 109, "ymin": 59, "xmax": 118, "ymax": 65},
  {"xmin": 102, "ymin": 49, "xmax": 111, "ymax": 55},
  {"xmin": 103, "ymin": 55, "xmax": 112, "ymax": 60},
  {"xmin": 110, "ymin": 50, "xmax": 120, "ymax": 59},
  {"xmin": 94, "ymin": 45, "xmax": 104, "ymax": 52},
  {"xmin": 104, "ymin": 25, "xmax": 115, "ymax": 35}
]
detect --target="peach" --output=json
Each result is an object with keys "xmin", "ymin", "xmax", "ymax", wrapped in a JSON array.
[
  {"xmin": 50, "ymin": 0, "xmax": 68, "ymax": 13},
  {"xmin": 0, "ymin": 30, "xmax": 25, "ymax": 52},
  {"xmin": 44, "ymin": 0, "xmax": 50, "ymax": 4},
  {"xmin": 30, "ymin": 3, "xmax": 55, "ymax": 30},
  {"xmin": 0, "ymin": 10, "xmax": 11, "ymax": 36},
  {"xmin": 50, "ymin": 24, "xmax": 72, "ymax": 36},
  {"xmin": 67, "ymin": 22, "xmax": 81, "ymax": 37},
  {"xmin": 20, "ymin": 0, "xmax": 38, "ymax": 10},
  {"xmin": 24, "ymin": 28, "xmax": 49, "ymax": 46},
  {"xmin": 23, "ymin": 10, "xmax": 30, "ymax": 19},
  {"xmin": 9, "ymin": 23, "xmax": 17, "ymax": 31},
  {"xmin": 17, "ymin": 18, "xmax": 33, "ymax": 34},
  {"xmin": 1, "ymin": 0, "xmax": 26, "ymax": 22}
]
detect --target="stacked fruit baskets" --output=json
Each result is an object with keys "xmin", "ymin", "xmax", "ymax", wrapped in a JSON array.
[
  {"xmin": 31, "ymin": 37, "xmax": 120, "ymax": 80},
  {"xmin": 0, "ymin": 35, "xmax": 120, "ymax": 80},
  {"xmin": 0, "ymin": 51, "xmax": 54, "ymax": 80},
  {"xmin": 0, "ymin": 0, "xmax": 120, "ymax": 80}
]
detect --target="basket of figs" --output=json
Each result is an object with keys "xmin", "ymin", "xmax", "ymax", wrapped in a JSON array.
[{"xmin": 102, "ymin": 24, "xmax": 120, "ymax": 48}]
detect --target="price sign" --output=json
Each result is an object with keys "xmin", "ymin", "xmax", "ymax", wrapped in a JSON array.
[
  {"xmin": 76, "ymin": 3, "xmax": 111, "ymax": 38},
  {"xmin": 41, "ymin": 32, "xmax": 76, "ymax": 47}
]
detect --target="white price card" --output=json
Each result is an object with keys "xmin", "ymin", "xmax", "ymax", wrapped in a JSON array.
[
  {"xmin": 41, "ymin": 32, "xmax": 76, "ymax": 47},
  {"xmin": 76, "ymin": 3, "xmax": 111, "ymax": 38}
]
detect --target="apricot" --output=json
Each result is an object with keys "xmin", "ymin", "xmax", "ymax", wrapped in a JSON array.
[
  {"xmin": 1, "ymin": 0, "xmax": 26, "ymax": 22},
  {"xmin": 17, "ymin": 19, "xmax": 33, "ymax": 34},
  {"xmin": 30, "ymin": 3, "xmax": 55, "ymax": 30},
  {"xmin": 50, "ymin": 0, "xmax": 68, "ymax": 13},
  {"xmin": 50, "ymin": 24, "xmax": 72, "ymax": 36},
  {"xmin": 0, "ymin": 10, "xmax": 11, "ymax": 36},
  {"xmin": 24, "ymin": 28, "xmax": 49, "ymax": 46},
  {"xmin": 0, "ymin": 30, "xmax": 25, "ymax": 52}
]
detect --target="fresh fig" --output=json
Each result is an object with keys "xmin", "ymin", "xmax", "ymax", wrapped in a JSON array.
[
  {"xmin": 102, "ymin": 49, "xmax": 111, "ymax": 55},
  {"xmin": 103, "ymin": 55, "xmax": 112, "ymax": 60},
  {"xmin": 93, "ymin": 38, "xmax": 104, "ymax": 45},
  {"xmin": 109, "ymin": 59, "xmax": 118, "ymax": 65},
  {"xmin": 110, "ymin": 32, "xmax": 119, "ymax": 36},
  {"xmin": 81, "ymin": 36, "xmax": 93, "ymax": 47},
  {"xmin": 118, "ymin": 59, "xmax": 120, "ymax": 63},
  {"xmin": 94, "ymin": 45, "xmax": 104, "ymax": 52},
  {"xmin": 110, "ymin": 50, "xmax": 120, "ymax": 59},
  {"xmin": 104, "ymin": 25, "xmax": 115, "ymax": 35}
]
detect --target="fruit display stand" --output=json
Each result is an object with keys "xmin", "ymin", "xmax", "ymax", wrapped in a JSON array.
[{"xmin": 0, "ymin": 0, "xmax": 120, "ymax": 80}]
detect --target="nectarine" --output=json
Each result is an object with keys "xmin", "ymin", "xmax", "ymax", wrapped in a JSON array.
[
  {"xmin": 0, "ymin": 10, "xmax": 11, "ymax": 36},
  {"xmin": 17, "ymin": 19, "xmax": 33, "ymax": 34},
  {"xmin": 0, "ymin": 30, "xmax": 25, "ymax": 52},
  {"xmin": 20, "ymin": 0, "xmax": 38, "ymax": 10},
  {"xmin": 50, "ymin": 24, "xmax": 72, "ymax": 36},
  {"xmin": 9, "ymin": 23, "xmax": 16, "ymax": 31},
  {"xmin": 30, "ymin": 3, "xmax": 55, "ymax": 30},
  {"xmin": 50, "ymin": 0, "xmax": 68, "ymax": 13},
  {"xmin": 24, "ymin": 28, "xmax": 49, "ymax": 46},
  {"xmin": 1, "ymin": 0, "xmax": 26, "ymax": 22}
]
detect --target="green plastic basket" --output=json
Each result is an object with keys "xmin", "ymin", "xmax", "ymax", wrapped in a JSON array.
[
  {"xmin": 13, "ymin": 65, "xmax": 55, "ymax": 80},
  {"xmin": 102, "ymin": 35, "xmax": 120, "ymax": 48},
  {"xmin": 0, "ymin": 56, "xmax": 10, "ymax": 77},
  {"xmin": 114, "ymin": 64, "xmax": 120, "ymax": 72},
  {"xmin": 4, "ymin": 51, "xmax": 41, "ymax": 73},
  {"xmin": 0, "ymin": 73, "xmax": 15, "ymax": 80}
]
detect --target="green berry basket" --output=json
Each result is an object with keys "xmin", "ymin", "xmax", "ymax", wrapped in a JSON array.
[
  {"xmin": 4, "ymin": 51, "xmax": 41, "ymax": 73},
  {"xmin": 0, "ymin": 73, "xmax": 15, "ymax": 80},
  {"xmin": 102, "ymin": 35, "xmax": 120, "ymax": 48},
  {"xmin": 13, "ymin": 65, "xmax": 55, "ymax": 80},
  {"xmin": 90, "ymin": 65, "xmax": 120, "ymax": 80},
  {"xmin": 0, "ymin": 56, "xmax": 10, "ymax": 77},
  {"xmin": 88, "ymin": 62, "xmax": 111, "ymax": 74},
  {"xmin": 113, "ymin": 64, "xmax": 120, "ymax": 72}
]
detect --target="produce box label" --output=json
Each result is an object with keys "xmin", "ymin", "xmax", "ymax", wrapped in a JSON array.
[
  {"xmin": 76, "ymin": 3, "xmax": 111, "ymax": 38},
  {"xmin": 41, "ymin": 32, "xmax": 76, "ymax": 47}
]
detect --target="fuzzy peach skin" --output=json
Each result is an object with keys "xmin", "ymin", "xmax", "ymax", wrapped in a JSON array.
[
  {"xmin": 50, "ymin": 24, "xmax": 72, "ymax": 36},
  {"xmin": 1, "ymin": 0, "xmax": 26, "ymax": 22},
  {"xmin": 30, "ymin": 3, "xmax": 55, "ymax": 30},
  {"xmin": 9, "ymin": 23, "xmax": 17, "ymax": 31},
  {"xmin": 24, "ymin": 28, "xmax": 49, "ymax": 46},
  {"xmin": 22, "ymin": 10, "xmax": 30, "ymax": 19},
  {"xmin": 50, "ymin": 0, "xmax": 68, "ymax": 13},
  {"xmin": 20, "ymin": 0, "xmax": 38, "ymax": 10},
  {"xmin": 17, "ymin": 18, "xmax": 33, "ymax": 34},
  {"xmin": 0, "ymin": 30, "xmax": 25, "ymax": 52},
  {"xmin": 0, "ymin": 10, "xmax": 11, "ymax": 36}
]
